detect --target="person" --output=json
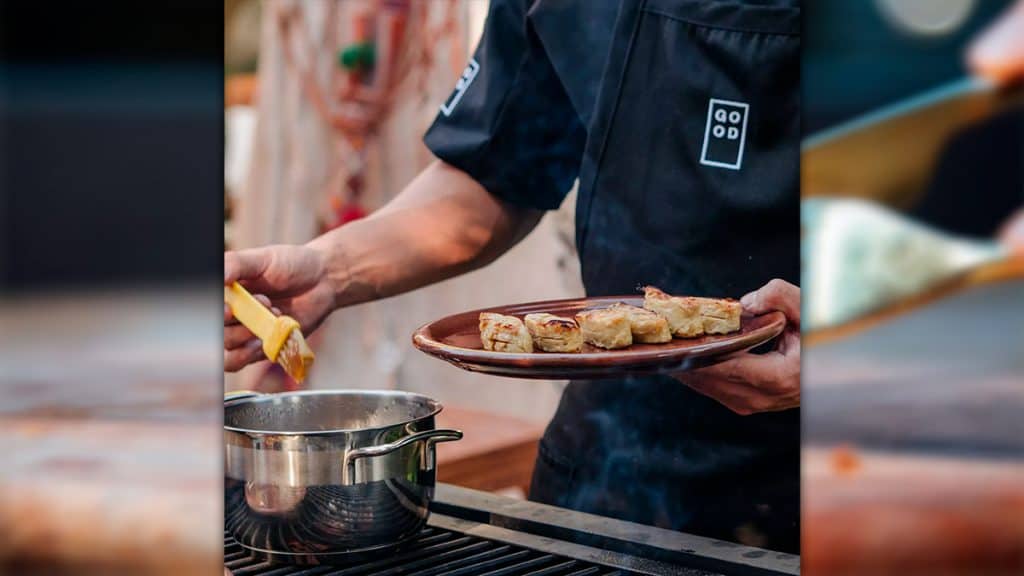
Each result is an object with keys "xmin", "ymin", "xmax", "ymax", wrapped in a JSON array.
[
  {"xmin": 226, "ymin": 0, "xmax": 802, "ymax": 552},
  {"xmin": 909, "ymin": 0, "xmax": 1024, "ymax": 250},
  {"xmin": 967, "ymin": 0, "xmax": 1024, "ymax": 251}
]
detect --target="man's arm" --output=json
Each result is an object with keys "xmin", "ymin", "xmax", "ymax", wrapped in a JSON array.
[
  {"xmin": 315, "ymin": 160, "xmax": 544, "ymax": 305},
  {"xmin": 224, "ymin": 160, "xmax": 543, "ymax": 371}
]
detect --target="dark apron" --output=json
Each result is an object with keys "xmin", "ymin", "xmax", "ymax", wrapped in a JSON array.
[{"xmin": 528, "ymin": 0, "xmax": 802, "ymax": 554}]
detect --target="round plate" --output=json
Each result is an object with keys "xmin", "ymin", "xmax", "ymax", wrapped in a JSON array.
[{"xmin": 411, "ymin": 296, "xmax": 786, "ymax": 379}]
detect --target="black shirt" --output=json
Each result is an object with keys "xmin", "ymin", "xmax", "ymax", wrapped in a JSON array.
[{"xmin": 425, "ymin": 0, "xmax": 801, "ymax": 553}]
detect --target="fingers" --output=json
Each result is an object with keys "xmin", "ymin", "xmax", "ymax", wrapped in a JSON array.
[
  {"xmin": 681, "ymin": 354, "xmax": 801, "ymax": 415},
  {"xmin": 225, "ymin": 324, "xmax": 257, "ymax": 349},
  {"xmin": 740, "ymin": 278, "xmax": 800, "ymax": 325},
  {"xmin": 685, "ymin": 378, "xmax": 783, "ymax": 416},
  {"xmin": 224, "ymin": 249, "xmax": 272, "ymax": 285},
  {"xmin": 997, "ymin": 208, "xmax": 1024, "ymax": 253},
  {"xmin": 224, "ymin": 340, "xmax": 265, "ymax": 372},
  {"xmin": 689, "ymin": 378, "xmax": 799, "ymax": 415},
  {"xmin": 967, "ymin": 0, "xmax": 1024, "ymax": 85},
  {"xmin": 225, "ymin": 294, "xmax": 280, "ymax": 355},
  {"xmin": 690, "ymin": 350, "xmax": 797, "ymax": 392}
]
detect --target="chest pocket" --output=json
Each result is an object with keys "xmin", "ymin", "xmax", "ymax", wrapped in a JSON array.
[{"xmin": 577, "ymin": 0, "xmax": 801, "ymax": 297}]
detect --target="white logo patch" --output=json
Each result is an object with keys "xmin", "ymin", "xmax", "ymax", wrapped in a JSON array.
[
  {"xmin": 440, "ymin": 58, "xmax": 480, "ymax": 117},
  {"xmin": 700, "ymin": 98, "xmax": 749, "ymax": 170}
]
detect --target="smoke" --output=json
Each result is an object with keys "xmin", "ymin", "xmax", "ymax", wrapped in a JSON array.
[{"xmin": 539, "ymin": 374, "xmax": 799, "ymax": 552}]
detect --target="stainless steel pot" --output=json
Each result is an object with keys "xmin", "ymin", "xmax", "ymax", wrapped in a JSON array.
[{"xmin": 223, "ymin": 389, "xmax": 462, "ymax": 562}]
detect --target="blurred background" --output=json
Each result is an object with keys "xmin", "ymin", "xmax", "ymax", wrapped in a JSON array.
[
  {"xmin": 1, "ymin": 2, "xmax": 224, "ymax": 574},
  {"xmin": 802, "ymin": 1, "xmax": 1023, "ymax": 574}
]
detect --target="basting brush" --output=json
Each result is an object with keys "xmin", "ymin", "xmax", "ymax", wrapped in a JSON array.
[{"xmin": 224, "ymin": 281, "xmax": 315, "ymax": 383}]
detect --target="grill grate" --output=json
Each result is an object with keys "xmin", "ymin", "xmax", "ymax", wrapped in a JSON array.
[{"xmin": 225, "ymin": 527, "xmax": 636, "ymax": 576}]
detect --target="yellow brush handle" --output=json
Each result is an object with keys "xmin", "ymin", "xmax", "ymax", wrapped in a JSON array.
[{"xmin": 224, "ymin": 282, "xmax": 300, "ymax": 361}]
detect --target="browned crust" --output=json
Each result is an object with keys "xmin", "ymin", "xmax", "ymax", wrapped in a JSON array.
[
  {"xmin": 524, "ymin": 313, "xmax": 579, "ymax": 336},
  {"xmin": 610, "ymin": 302, "xmax": 672, "ymax": 343},
  {"xmin": 693, "ymin": 297, "xmax": 742, "ymax": 320},
  {"xmin": 642, "ymin": 285, "xmax": 672, "ymax": 301},
  {"xmin": 643, "ymin": 286, "xmax": 741, "ymax": 336},
  {"xmin": 642, "ymin": 287, "xmax": 703, "ymax": 338},
  {"xmin": 575, "ymin": 308, "xmax": 632, "ymax": 349},
  {"xmin": 524, "ymin": 313, "xmax": 583, "ymax": 352},
  {"xmin": 479, "ymin": 312, "xmax": 533, "ymax": 353}
]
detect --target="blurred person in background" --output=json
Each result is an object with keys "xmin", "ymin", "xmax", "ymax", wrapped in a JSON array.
[
  {"xmin": 803, "ymin": 0, "xmax": 1024, "ymax": 256},
  {"xmin": 225, "ymin": 0, "xmax": 801, "ymax": 551},
  {"xmin": 908, "ymin": 0, "xmax": 1024, "ymax": 253},
  {"xmin": 964, "ymin": 0, "xmax": 1024, "ymax": 251}
]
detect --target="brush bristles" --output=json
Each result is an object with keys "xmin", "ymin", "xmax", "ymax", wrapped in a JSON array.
[{"xmin": 276, "ymin": 330, "xmax": 315, "ymax": 383}]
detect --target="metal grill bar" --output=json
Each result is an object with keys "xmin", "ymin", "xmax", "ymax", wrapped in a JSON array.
[{"xmin": 225, "ymin": 527, "xmax": 632, "ymax": 576}]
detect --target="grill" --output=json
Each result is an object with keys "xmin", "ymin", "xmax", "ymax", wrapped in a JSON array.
[
  {"xmin": 225, "ymin": 526, "xmax": 634, "ymax": 576},
  {"xmin": 225, "ymin": 481, "xmax": 427, "ymax": 556},
  {"xmin": 225, "ymin": 484, "xmax": 800, "ymax": 576}
]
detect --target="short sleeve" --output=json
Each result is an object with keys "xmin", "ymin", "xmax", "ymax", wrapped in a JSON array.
[{"xmin": 423, "ymin": 0, "xmax": 586, "ymax": 210}]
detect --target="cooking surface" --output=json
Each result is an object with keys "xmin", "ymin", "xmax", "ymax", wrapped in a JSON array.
[
  {"xmin": 0, "ymin": 289, "xmax": 223, "ymax": 574},
  {"xmin": 225, "ymin": 484, "xmax": 799, "ymax": 576},
  {"xmin": 225, "ymin": 525, "xmax": 640, "ymax": 576}
]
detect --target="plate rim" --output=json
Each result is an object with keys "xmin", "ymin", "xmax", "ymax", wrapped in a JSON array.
[{"xmin": 411, "ymin": 295, "xmax": 786, "ymax": 369}]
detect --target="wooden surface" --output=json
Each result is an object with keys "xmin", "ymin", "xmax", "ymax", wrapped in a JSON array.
[
  {"xmin": 803, "ymin": 281, "xmax": 1024, "ymax": 575},
  {"xmin": 804, "ymin": 448, "xmax": 1024, "ymax": 576},
  {"xmin": 2, "ymin": 418, "xmax": 222, "ymax": 575},
  {"xmin": 1, "ymin": 290, "xmax": 223, "ymax": 575},
  {"xmin": 435, "ymin": 406, "xmax": 545, "ymax": 494}
]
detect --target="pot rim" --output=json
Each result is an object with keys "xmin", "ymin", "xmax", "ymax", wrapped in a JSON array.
[{"xmin": 223, "ymin": 389, "xmax": 444, "ymax": 436}]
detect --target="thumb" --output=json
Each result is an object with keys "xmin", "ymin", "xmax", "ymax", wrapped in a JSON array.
[
  {"xmin": 998, "ymin": 208, "xmax": 1024, "ymax": 253},
  {"xmin": 740, "ymin": 278, "xmax": 800, "ymax": 325},
  {"xmin": 224, "ymin": 249, "xmax": 271, "ymax": 285}
]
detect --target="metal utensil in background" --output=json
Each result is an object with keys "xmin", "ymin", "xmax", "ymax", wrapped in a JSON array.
[
  {"xmin": 802, "ymin": 197, "xmax": 1024, "ymax": 344},
  {"xmin": 802, "ymin": 76, "xmax": 1024, "ymax": 344}
]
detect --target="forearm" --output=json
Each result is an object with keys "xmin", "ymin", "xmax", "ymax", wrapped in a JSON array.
[{"xmin": 308, "ymin": 160, "xmax": 543, "ymax": 309}]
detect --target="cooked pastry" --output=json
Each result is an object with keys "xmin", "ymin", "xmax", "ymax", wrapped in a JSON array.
[
  {"xmin": 693, "ymin": 297, "xmax": 742, "ymax": 334},
  {"xmin": 642, "ymin": 286, "xmax": 703, "ymax": 338},
  {"xmin": 524, "ymin": 313, "xmax": 583, "ymax": 353},
  {"xmin": 479, "ymin": 312, "xmax": 533, "ymax": 353},
  {"xmin": 610, "ymin": 302, "xmax": 672, "ymax": 344},
  {"xmin": 574, "ymin": 308, "xmax": 632, "ymax": 349}
]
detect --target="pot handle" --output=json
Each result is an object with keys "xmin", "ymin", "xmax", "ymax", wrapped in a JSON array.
[{"xmin": 343, "ymin": 428, "xmax": 463, "ymax": 485}]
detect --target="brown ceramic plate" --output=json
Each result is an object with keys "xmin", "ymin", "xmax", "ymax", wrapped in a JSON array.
[{"xmin": 412, "ymin": 296, "xmax": 786, "ymax": 380}]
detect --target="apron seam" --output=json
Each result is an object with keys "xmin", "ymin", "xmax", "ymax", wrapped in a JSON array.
[
  {"xmin": 537, "ymin": 437, "xmax": 577, "ymax": 471},
  {"xmin": 535, "ymin": 438, "xmax": 578, "ymax": 507}
]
